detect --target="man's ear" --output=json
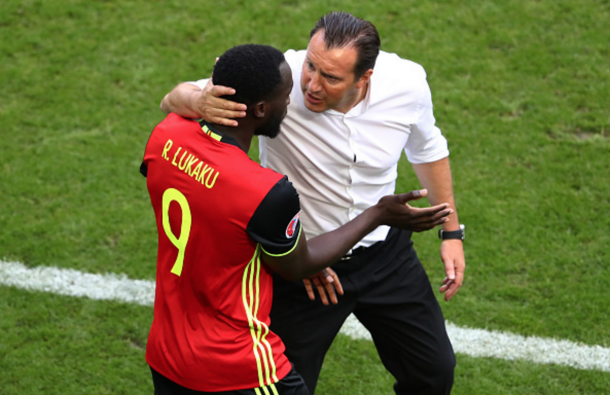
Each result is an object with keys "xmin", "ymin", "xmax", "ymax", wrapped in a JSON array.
[
  {"xmin": 253, "ymin": 101, "xmax": 266, "ymax": 119},
  {"xmin": 356, "ymin": 69, "xmax": 373, "ymax": 89}
]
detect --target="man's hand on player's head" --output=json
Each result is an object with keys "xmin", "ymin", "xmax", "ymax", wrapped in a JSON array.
[{"xmin": 199, "ymin": 79, "xmax": 247, "ymax": 127}]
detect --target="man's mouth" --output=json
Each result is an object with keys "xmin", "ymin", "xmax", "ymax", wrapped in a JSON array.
[{"xmin": 305, "ymin": 91, "xmax": 322, "ymax": 103}]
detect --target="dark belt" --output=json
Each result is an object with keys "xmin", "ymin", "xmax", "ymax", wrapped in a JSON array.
[{"xmin": 340, "ymin": 246, "xmax": 368, "ymax": 260}]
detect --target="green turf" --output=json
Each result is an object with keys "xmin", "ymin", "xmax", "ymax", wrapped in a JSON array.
[
  {"xmin": 0, "ymin": 287, "xmax": 151, "ymax": 394},
  {"xmin": 1, "ymin": 0, "xmax": 609, "ymax": 393}
]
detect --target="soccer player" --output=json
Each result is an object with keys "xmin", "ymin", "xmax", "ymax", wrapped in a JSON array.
[
  {"xmin": 160, "ymin": 12, "xmax": 465, "ymax": 394},
  {"xmin": 142, "ymin": 44, "xmax": 451, "ymax": 394}
]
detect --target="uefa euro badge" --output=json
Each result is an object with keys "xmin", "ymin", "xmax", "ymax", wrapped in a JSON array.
[{"xmin": 285, "ymin": 211, "xmax": 301, "ymax": 238}]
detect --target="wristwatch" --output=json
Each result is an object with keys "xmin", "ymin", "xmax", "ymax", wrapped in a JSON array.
[{"xmin": 438, "ymin": 224, "xmax": 465, "ymax": 241}]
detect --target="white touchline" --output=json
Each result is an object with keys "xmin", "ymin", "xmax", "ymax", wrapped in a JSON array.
[
  {"xmin": 341, "ymin": 316, "xmax": 610, "ymax": 373},
  {"xmin": 1, "ymin": 260, "xmax": 609, "ymax": 373}
]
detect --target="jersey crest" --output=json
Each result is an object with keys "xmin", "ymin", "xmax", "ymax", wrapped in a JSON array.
[{"xmin": 285, "ymin": 211, "xmax": 300, "ymax": 238}]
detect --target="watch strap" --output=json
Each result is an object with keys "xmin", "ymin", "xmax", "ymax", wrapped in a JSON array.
[{"xmin": 438, "ymin": 224, "xmax": 465, "ymax": 241}]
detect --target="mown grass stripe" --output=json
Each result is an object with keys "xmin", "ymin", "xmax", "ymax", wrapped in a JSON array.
[{"xmin": 1, "ymin": 260, "xmax": 609, "ymax": 373}]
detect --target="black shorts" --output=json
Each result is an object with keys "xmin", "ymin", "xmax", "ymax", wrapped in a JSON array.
[{"xmin": 150, "ymin": 365, "xmax": 309, "ymax": 395}]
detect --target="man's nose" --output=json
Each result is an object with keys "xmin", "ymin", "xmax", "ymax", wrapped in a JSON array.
[{"xmin": 309, "ymin": 72, "xmax": 322, "ymax": 93}]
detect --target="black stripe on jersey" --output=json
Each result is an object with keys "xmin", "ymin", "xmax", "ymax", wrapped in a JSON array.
[{"xmin": 247, "ymin": 176, "xmax": 301, "ymax": 255}]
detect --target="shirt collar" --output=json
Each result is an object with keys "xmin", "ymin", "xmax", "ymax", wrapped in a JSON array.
[{"xmin": 197, "ymin": 120, "xmax": 243, "ymax": 150}]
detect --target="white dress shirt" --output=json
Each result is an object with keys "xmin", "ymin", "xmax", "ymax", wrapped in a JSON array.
[
  {"xmin": 259, "ymin": 50, "xmax": 449, "ymax": 247},
  {"xmin": 192, "ymin": 49, "xmax": 449, "ymax": 248}
]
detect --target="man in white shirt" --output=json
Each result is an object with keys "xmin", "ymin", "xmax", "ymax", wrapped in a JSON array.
[{"xmin": 160, "ymin": 11, "xmax": 465, "ymax": 395}]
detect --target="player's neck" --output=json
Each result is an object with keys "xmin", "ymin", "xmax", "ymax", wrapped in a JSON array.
[{"xmin": 212, "ymin": 123, "xmax": 253, "ymax": 153}]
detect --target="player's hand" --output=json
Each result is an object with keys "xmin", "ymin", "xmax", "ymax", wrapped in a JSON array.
[
  {"xmin": 375, "ymin": 189, "xmax": 452, "ymax": 232},
  {"xmin": 439, "ymin": 239, "xmax": 465, "ymax": 301},
  {"xmin": 197, "ymin": 79, "xmax": 247, "ymax": 127},
  {"xmin": 303, "ymin": 268, "xmax": 344, "ymax": 305}
]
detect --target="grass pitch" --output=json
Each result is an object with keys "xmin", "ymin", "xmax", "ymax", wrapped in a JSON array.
[{"xmin": 1, "ymin": 0, "xmax": 609, "ymax": 393}]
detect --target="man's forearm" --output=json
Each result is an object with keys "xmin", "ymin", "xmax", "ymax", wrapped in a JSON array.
[
  {"xmin": 414, "ymin": 156, "xmax": 465, "ymax": 300},
  {"xmin": 413, "ymin": 157, "xmax": 460, "ymax": 231},
  {"xmin": 160, "ymin": 82, "xmax": 204, "ymax": 118}
]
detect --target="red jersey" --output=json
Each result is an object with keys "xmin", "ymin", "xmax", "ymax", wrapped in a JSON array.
[{"xmin": 142, "ymin": 113, "xmax": 300, "ymax": 392}]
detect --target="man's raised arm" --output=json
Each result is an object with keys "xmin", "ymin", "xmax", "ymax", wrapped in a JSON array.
[{"xmin": 160, "ymin": 80, "xmax": 247, "ymax": 126}]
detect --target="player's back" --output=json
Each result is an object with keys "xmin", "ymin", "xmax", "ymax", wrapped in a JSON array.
[{"xmin": 142, "ymin": 113, "xmax": 290, "ymax": 391}]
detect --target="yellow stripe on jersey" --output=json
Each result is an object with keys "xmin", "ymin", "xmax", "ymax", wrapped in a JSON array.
[
  {"xmin": 242, "ymin": 246, "xmax": 281, "ymax": 390},
  {"xmin": 254, "ymin": 252, "xmax": 280, "ymax": 385},
  {"xmin": 261, "ymin": 226, "xmax": 302, "ymax": 257},
  {"xmin": 242, "ymin": 251, "xmax": 265, "ymax": 385},
  {"xmin": 201, "ymin": 124, "xmax": 222, "ymax": 141}
]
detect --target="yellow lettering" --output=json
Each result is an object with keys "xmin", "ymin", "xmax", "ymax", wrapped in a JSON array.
[
  {"xmin": 191, "ymin": 161, "xmax": 203, "ymax": 179},
  {"xmin": 197, "ymin": 164, "xmax": 213, "ymax": 183},
  {"xmin": 178, "ymin": 152, "xmax": 190, "ymax": 171},
  {"xmin": 165, "ymin": 146, "xmax": 219, "ymax": 189},
  {"xmin": 172, "ymin": 147, "xmax": 182, "ymax": 166},
  {"xmin": 162, "ymin": 188, "xmax": 192, "ymax": 277},
  {"xmin": 162, "ymin": 139, "xmax": 173, "ymax": 161},
  {"xmin": 205, "ymin": 170, "xmax": 219, "ymax": 189},
  {"xmin": 185, "ymin": 156, "xmax": 199, "ymax": 176}
]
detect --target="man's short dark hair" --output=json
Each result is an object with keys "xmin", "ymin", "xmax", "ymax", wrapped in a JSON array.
[
  {"xmin": 213, "ymin": 44, "xmax": 286, "ymax": 105},
  {"xmin": 310, "ymin": 11, "xmax": 380, "ymax": 79}
]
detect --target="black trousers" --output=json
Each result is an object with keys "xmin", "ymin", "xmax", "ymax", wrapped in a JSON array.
[
  {"xmin": 150, "ymin": 366, "xmax": 308, "ymax": 395},
  {"xmin": 270, "ymin": 228, "xmax": 455, "ymax": 395}
]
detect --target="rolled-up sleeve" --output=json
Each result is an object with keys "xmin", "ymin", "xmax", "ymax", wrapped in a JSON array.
[
  {"xmin": 187, "ymin": 78, "xmax": 209, "ymax": 89},
  {"xmin": 404, "ymin": 77, "xmax": 449, "ymax": 164}
]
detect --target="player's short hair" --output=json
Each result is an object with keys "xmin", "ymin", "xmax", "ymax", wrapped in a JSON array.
[
  {"xmin": 310, "ymin": 11, "xmax": 380, "ymax": 79},
  {"xmin": 213, "ymin": 44, "xmax": 286, "ymax": 106}
]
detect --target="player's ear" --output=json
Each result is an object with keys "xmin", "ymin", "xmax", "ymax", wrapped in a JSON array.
[{"xmin": 253, "ymin": 101, "xmax": 266, "ymax": 119}]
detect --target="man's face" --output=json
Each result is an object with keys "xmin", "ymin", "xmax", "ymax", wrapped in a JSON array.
[
  {"xmin": 300, "ymin": 31, "xmax": 365, "ymax": 113},
  {"xmin": 255, "ymin": 61, "xmax": 293, "ymax": 139}
]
